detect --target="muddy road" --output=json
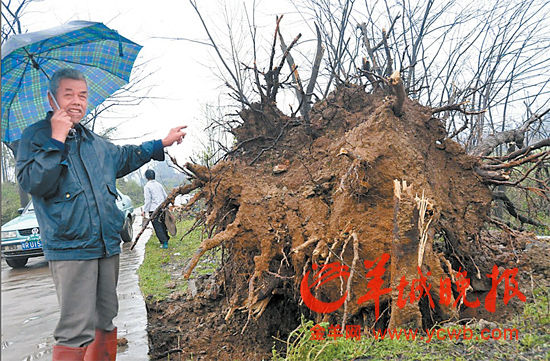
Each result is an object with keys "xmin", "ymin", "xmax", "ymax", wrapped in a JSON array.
[{"xmin": 1, "ymin": 214, "xmax": 151, "ymax": 361}]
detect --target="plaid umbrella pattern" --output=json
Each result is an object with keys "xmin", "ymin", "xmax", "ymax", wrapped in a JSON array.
[{"xmin": 1, "ymin": 21, "xmax": 142, "ymax": 142}]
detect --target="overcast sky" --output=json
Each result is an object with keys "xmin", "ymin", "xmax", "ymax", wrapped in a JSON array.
[
  {"xmin": 9, "ymin": 0, "xmax": 548, "ymax": 166},
  {"xmin": 14, "ymin": 0, "xmax": 304, "ymax": 162}
]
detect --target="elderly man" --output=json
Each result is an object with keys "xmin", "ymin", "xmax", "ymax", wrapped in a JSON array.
[{"xmin": 16, "ymin": 68, "xmax": 186, "ymax": 361}]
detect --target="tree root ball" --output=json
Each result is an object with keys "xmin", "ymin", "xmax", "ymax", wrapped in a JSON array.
[{"xmin": 183, "ymin": 84, "xmax": 496, "ymax": 332}]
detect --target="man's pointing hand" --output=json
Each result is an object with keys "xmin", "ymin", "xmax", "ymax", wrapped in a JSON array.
[{"xmin": 162, "ymin": 125, "xmax": 187, "ymax": 147}]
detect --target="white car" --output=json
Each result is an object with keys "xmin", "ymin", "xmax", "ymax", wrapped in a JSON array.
[{"xmin": 1, "ymin": 190, "xmax": 134, "ymax": 268}]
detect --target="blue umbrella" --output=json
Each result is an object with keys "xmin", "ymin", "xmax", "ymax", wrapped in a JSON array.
[{"xmin": 1, "ymin": 20, "xmax": 142, "ymax": 143}]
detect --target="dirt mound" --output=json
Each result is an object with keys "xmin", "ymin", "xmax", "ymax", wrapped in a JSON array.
[
  {"xmin": 145, "ymin": 84, "xmax": 543, "ymax": 360},
  {"xmin": 146, "ymin": 277, "xmax": 299, "ymax": 360}
]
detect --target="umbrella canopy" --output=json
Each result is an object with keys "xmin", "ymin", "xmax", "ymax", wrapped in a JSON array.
[{"xmin": 1, "ymin": 20, "xmax": 142, "ymax": 143}]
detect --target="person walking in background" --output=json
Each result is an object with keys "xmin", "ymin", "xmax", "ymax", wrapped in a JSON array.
[{"xmin": 142, "ymin": 169, "xmax": 170, "ymax": 248}]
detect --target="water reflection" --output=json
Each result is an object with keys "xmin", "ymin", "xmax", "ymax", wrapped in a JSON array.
[{"xmin": 1, "ymin": 215, "xmax": 151, "ymax": 361}]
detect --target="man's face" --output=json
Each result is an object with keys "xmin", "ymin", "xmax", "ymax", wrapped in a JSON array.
[{"xmin": 53, "ymin": 78, "xmax": 88, "ymax": 124}]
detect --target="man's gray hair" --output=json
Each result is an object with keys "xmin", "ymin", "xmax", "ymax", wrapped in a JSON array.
[{"xmin": 49, "ymin": 68, "xmax": 87, "ymax": 96}]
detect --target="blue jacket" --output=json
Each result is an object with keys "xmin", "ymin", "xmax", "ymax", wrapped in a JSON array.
[{"xmin": 16, "ymin": 112, "xmax": 164, "ymax": 260}]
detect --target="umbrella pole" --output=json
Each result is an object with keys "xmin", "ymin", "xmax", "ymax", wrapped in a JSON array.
[
  {"xmin": 3, "ymin": 20, "xmax": 50, "ymax": 79},
  {"xmin": 28, "ymin": 53, "xmax": 50, "ymax": 80}
]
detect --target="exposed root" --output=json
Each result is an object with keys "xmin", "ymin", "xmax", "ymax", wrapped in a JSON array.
[
  {"xmin": 290, "ymin": 236, "xmax": 318, "ymax": 254},
  {"xmin": 183, "ymin": 217, "xmax": 241, "ymax": 279},
  {"xmin": 185, "ymin": 162, "xmax": 211, "ymax": 182},
  {"xmin": 182, "ymin": 190, "xmax": 205, "ymax": 211},
  {"xmin": 178, "ymin": 216, "xmax": 204, "ymax": 243},
  {"xmin": 342, "ymin": 232, "xmax": 360, "ymax": 328},
  {"xmin": 131, "ymin": 179, "xmax": 202, "ymax": 249}
]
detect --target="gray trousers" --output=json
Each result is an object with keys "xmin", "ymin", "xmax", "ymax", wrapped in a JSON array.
[{"xmin": 49, "ymin": 254, "xmax": 119, "ymax": 347}]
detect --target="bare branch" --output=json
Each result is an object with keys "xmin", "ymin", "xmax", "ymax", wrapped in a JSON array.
[
  {"xmin": 432, "ymin": 102, "xmax": 486, "ymax": 116},
  {"xmin": 471, "ymin": 108, "xmax": 549, "ymax": 157},
  {"xmin": 492, "ymin": 191, "xmax": 546, "ymax": 228},
  {"xmin": 188, "ymin": 0, "xmax": 249, "ymax": 105},
  {"xmin": 496, "ymin": 138, "xmax": 550, "ymax": 161}
]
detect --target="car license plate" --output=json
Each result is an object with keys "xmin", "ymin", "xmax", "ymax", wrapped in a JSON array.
[{"xmin": 21, "ymin": 240, "xmax": 42, "ymax": 250}]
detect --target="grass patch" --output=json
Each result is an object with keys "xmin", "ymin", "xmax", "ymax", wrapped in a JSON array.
[
  {"xmin": 272, "ymin": 288, "xmax": 550, "ymax": 361},
  {"xmin": 137, "ymin": 217, "xmax": 220, "ymax": 301}
]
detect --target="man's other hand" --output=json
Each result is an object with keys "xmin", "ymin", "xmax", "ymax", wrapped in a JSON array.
[
  {"xmin": 162, "ymin": 126, "xmax": 187, "ymax": 147},
  {"xmin": 51, "ymin": 109, "xmax": 73, "ymax": 143}
]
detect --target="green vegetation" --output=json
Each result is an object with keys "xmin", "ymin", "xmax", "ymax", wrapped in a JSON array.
[
  {"xmin": 116, "ymin": 178, "xmax": 144, "ymax": 207},
  {"xmin": 272, "ymin": 288, "xmax": 550, "ymax": 361},
  {"xmin": 137, "ymin": 217, "xmax": 220, "ymax": 301},
  {"xmin": 2, "ymin": 181, "xmax": 22, "ymax": 225}
]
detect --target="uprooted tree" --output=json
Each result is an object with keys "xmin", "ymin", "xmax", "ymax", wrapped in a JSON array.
[{"xmin": 137, "ymin": 0, "xmax": 549, "ymax": 347}]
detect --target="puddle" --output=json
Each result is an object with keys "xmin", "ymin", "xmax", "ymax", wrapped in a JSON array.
[{"xmin": 1, "ymin": 214, "xmax": 151, "ymax": 360}]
